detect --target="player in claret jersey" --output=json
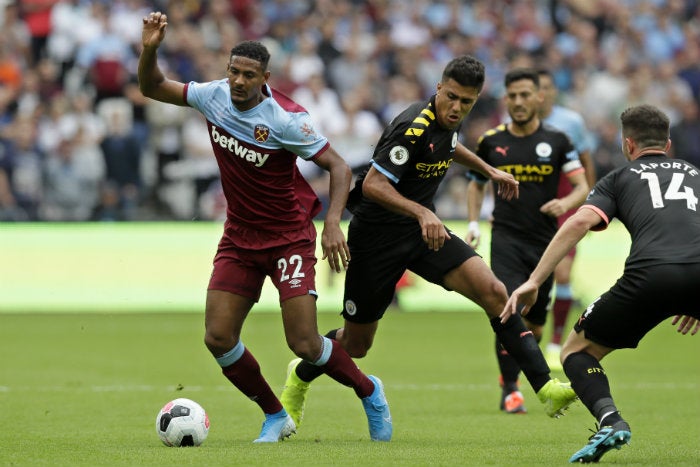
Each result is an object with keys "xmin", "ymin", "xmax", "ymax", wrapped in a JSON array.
[{"xmin": 138, "ymin": 11, "xmax": 391, "ymax": 443}]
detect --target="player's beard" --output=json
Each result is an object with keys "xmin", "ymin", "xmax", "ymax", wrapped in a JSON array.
[{"xmin": 510, "ymin": 108, "xmax": 536, "ymax": 128}]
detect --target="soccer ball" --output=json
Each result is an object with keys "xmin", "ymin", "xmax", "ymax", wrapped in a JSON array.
[{"xmin": 155, "ymin": 398, "xmax": 210, "ymax": 447}]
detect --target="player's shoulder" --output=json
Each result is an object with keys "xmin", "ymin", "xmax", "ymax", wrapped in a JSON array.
[
  {"xmin": 268, "ymin": 86, "xmax": 308, "ymax": 115},
  {"xmin": 476, "ymin": 123, "xmax": 508, "ymax": 145},
  {"xmin": 391, "ymin": 99, "xmax": 434, "ymax": 127},
  {"xmin": 187, "ymin": 78, "xmax": 228, "ymax": 99}
]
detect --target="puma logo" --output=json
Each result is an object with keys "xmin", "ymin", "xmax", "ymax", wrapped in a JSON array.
[{"xmin": 496, "ymin": 146, "xmax": 509, "ymax": 156}]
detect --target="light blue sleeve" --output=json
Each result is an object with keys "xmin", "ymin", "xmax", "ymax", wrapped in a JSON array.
[
  {"xmin": 279, "ymin": 111, "xmax": 329, "ymax": 161},
  {"xmin": 185, "ymin": 81, "xmax": 216, "ymax": 115}
]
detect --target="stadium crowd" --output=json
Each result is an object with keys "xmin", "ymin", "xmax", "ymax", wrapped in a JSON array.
[{"xmin": 0, "ymin": 0, "xmax": 698, "ymax": 222}]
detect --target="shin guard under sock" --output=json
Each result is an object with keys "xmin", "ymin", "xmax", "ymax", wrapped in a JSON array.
[
  {"xmin": 490, "ymin": 316, "xmax": 550, "ymax": 392},
  {"xmin": 563, "ymin": 351, "xmax": 618, "ymax": 421},
  {"xmin": 221, "ymin": 348, "xmax": 282, "ymax": 414},
  {"xmin": 495, "ymin": 338, "xmax": 521, "ymax": 391}
]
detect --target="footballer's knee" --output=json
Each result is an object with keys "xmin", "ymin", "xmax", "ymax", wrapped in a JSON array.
[
  {"xmin": 203, "ymin": 330, "xmax": 237, "ymax": 356},
  {"xmin": 286, "ymin": 334, "xmax": 322, "ymax": 361},
  {"xmin": 338, "ymin": 334, "xmax": 372, "ymax": 358},
  {"xmin": 479, "ymin": 278, "xmax": 509, "ymax": 318}
]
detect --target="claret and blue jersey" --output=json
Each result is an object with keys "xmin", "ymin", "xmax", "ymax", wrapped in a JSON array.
[{"xmin": 185, "ymin": 80, "xmax": 328, "ymax": 231}]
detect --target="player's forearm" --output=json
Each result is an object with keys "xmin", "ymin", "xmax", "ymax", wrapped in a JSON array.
[
  {"xmin": 580, "ymin": 151, "xmax": 597, "ymax": 188},
  {"xmin": 455, "ymin": 143, "xmax": 493, "ymax": 178},
  {"xmin": 562, "ymin": 182, "xmax": 589, "ymax": 212},
  {"xmin": 137, "ymin": 46, "xmax": 166, "ymax": 97},
  {"xmin": 530, "ymin": 215, "xmax": 589, "ymax": 285},
  {"xmin": 324, "ymin": 162, "xmax": 352, "ymax": 226},
  {"xmin": 363, "ymin": 176, "xmax": 427, "ymax": 220}
]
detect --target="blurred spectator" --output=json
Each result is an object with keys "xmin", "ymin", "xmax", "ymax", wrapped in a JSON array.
[
  {"xmin": 143, "ymin": 96, "xmax": 187, "ymax": 218},
  {"xmin": 2, "ymin": 3, "xmax": 32, "ymax": 68},
  {"xmin": 670, "ymin": 99, "xmax": 700, "ymax": 167},
  {"xmin": 591, "ymin": 118, "xmax": 627, "ymax": 179},
  {"xmin": 74, "ymin": 2, "xmax": 133, "ymax": 102},
  {"xmin": 3, "ymin": 115, "xmax": 44, "ymax": 220},
  {"xmin": 291, "ymin": 73, "xmax": 346, "ymax": 138},
  {"xmin": 19, "ymin": 0, "xmax": 59, "ymax": 65},
  {"xmin": 47, "ymin": 0, "xmax": 91, "ymax": 80},
  {"xmin": 332, "ymin": 89, "xmax": 382, "ymax": 172},
  {"xmin": 0, "ymin": 0, "xmax": 697, "ymax": 222},
  {"xmin": 97, "ymin": 98, "xmax": 142, "ymax": 221},
  {"xmin": 40, "ymin": 126, "xmax": 104, "ymax": 221},
  {"xmin": 160, "ymin": 109, "xmax": 220, "ymax": 220}
]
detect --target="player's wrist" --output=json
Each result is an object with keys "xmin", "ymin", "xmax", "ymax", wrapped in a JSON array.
[{"xmin": 468, "ymin": 221, "xmax": 480, "ymax": 231}]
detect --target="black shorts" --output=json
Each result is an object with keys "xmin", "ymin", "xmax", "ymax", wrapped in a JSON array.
[
  {"xmin": 341, "ymin": 218, "xmax": 480, "ymax": 323},
  {"xmin": 491, "ymin": 232, "xmax": 553, "ymax": 326},
  {"xmin": 574, "ymin": 263, "xmax": 700, "ymax": 349}
]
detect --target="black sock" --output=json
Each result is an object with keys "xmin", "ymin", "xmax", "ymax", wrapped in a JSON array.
[
  {"xmin": 490, "ymin": 316, "xmax": 550, "ymax": 392},
  {"xmin": 563, "ymin": 351, "xmax": 619, "ymax": 423},
  {"xmin": 295, "ymin": 329, "xmax": 339, "ymax": 382},
  {"xmin": 495, "ymin": 338, "xmax": 521, "ymax": 392}
]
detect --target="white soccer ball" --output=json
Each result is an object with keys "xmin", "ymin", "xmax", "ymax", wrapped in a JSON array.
[{"xmin": 155, "ymin": 398, "xmax": 210, "ymax": 447}]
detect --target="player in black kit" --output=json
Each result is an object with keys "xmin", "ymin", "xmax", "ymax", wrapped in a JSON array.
[
  {"xmin": 503, "ymin": 104, "xmax": 700, "ymax": 463},
  {"xmin": 281, "ymin": 56, "xmax": 579, "ymax": 433},
  {"xmin": 466, "ymin": 68, "xmax": 589, "ymax": 414}
]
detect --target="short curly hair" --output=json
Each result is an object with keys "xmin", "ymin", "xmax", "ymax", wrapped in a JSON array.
[{"xmin": 229, "ymin": 41, "xmax": 270, "ymax": 70}]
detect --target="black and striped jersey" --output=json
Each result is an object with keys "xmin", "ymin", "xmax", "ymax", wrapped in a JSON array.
[
  {"xmin": 583, "ymin": 152, "xmax": 700, "ymax": 268},
  {"xmin": 348, "ymin": 96, "xmax": 459, "ymax": 224},
  {"xmin": 471, "ymin": 122, "xmax": 582, "ymax": 246}
]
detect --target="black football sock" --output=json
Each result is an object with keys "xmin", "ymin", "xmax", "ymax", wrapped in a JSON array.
[
  {"xmin": 563, "ymin": 351, "xmax": 620, "ymax": 423},
  {"xmin": 495, "ymin": 338, "xmax": 521, "ymax": 392},
  {"xmin": 490, "ymin": 316, "xmax": 550, "ymax": 392},
  {"xmin": 295, "ymin": 329, "xmax": 339, "ymax": 382}
]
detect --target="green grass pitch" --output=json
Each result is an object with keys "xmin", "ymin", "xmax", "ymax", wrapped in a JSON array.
[{"xmin": 1, "ymin": 311, "xmax": 698, "ymax": 466}]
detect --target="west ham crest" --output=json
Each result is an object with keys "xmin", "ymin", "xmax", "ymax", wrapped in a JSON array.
[{"xmin": 254, "ymin": 124, "xmax": 270, "ymax": 143}]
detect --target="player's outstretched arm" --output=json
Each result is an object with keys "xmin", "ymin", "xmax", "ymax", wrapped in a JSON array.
[{"xmin": 138, "ymin": 11, "xmax": 187, "ymax": 106}]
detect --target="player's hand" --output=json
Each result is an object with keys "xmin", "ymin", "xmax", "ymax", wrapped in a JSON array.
[
  {"xmin": 465, "ymin": 221, "xmax": 481, "ymax": 248},
  {"xmin": 142, "ymin": 11, "xmax": 168, "ymax": 49},
  {"xmin": 491, "ymin": 169, "xmax": 519, "ymax": 201},
  {"xmin": 540, "ymin": 198, "xmax": 568, "ymax": 218},
  {"xmin": 320, "ymin": 222, "xmax": 350, "ymax": 273},
  {"xmin": 671, "ymin": 315, "xmax": 700, "ymax": 335},
  {"xmin": 417, "ymin": 208, "xmax": 449, "ymax": 251},
  {"xmin": 500, "ymin": 280, "xmax": 539, "ymax": 323}
]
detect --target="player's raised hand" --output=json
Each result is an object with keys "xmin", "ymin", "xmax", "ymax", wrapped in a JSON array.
[
  {"xmin": 321, "ymin": 223, "xmax": 350, "ymax": 273},
  {"xmin": 671, "ymin": 315, "xmax": 700, "ymax": 335},
  {"xmin": 142, "ymin": 11, "xmax": 168, "ymax": 48},
  {"xmin": 500, "ymin": 280, "xmax": 539, "ymax": 323}
]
